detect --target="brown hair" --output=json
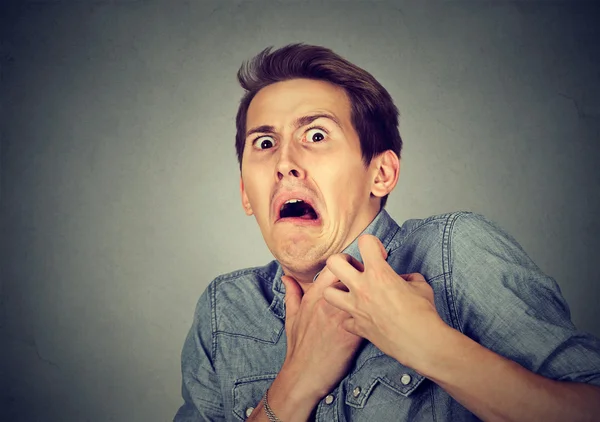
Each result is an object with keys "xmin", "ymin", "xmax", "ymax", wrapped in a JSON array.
[{"xmin": 235, "ymin": 44, "xmax": 402, "ymax": 208}]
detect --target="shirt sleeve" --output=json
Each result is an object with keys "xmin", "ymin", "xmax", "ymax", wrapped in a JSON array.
[
  {"xmin": 447, "ymin": 212, "xmax": 600, "ymax": 386},
  {"xmin": 174, "ymin": 282, "xmax": 226, "ymax": 421}
]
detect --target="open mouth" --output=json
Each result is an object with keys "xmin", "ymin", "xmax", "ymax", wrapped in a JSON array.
[{"xmin": 279, "ymin": 199, "xmax": 319, "ymax": 221}]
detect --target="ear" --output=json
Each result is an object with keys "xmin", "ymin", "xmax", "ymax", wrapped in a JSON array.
[
  {"xmin": 370, "ymin": 150, "xmax": 400, "ymax": 199},
  {"xmin": 240, "ymin": 177, "xmax": 254, "ymax": 216}
]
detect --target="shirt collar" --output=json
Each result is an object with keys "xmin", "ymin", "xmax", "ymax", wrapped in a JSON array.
[{"xmin": 269, "ymin": 209, "xmax": 401, "ymax": 320}]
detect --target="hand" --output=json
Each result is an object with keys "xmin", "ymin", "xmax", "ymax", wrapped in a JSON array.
[
  {"xmin": 279, "ymin": 259, "xmax": 364, "ymax": 401},
  {"xmin": 250, "ymin": 261, "xmax": 364, "ymax": 422},
  {"xmin": 322, "ymin": 234, "xmax": 448, "ymax": 372}
]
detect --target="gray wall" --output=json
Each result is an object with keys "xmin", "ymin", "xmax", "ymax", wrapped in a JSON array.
[{"xmin": 2, "ymin": 1, "xmax": 599, "ymax": 421}]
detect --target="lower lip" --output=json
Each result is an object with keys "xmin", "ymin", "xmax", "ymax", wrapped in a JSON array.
[{"xmin": 275, "ymin": 217, "xmax": 322, "ymax": 226}]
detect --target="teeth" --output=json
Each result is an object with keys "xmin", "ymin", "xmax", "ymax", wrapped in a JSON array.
[{"xmin": 280, "ymin": 199, "xmax": 305, "ymax": 212}]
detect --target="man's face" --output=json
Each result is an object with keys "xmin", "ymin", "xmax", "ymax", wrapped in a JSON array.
[{"xmin": 240, "ymin": 78, "xmax": 382, "ymax": 277}]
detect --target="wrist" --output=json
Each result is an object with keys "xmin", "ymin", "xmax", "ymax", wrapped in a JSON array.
[{"xmin": 265, "ymin": 365, "xmax": 322, "ymax": 422}]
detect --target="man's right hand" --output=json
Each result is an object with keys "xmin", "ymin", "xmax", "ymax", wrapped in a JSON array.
[{"xmin": 249, "ymin": 257, "xmax": 363, "ymax": 422}]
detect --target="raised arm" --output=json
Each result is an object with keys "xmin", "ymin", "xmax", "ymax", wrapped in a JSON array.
[
  {"xmin": 323, "ymin": 215, "xmax": 600, "ymax": 421},
  {"xmin": 247, "ymin": 265, "xmax": 364, "ymax": 422}
]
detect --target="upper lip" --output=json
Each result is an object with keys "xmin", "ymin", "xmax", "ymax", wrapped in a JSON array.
[{"xmin": 272, "ymin": 189, "xmax": 320, "ymax": 222}]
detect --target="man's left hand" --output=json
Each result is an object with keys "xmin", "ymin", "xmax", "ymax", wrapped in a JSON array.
[{"xmin": 323, "ymin": 234, "xmax": 449, "ymax": 371}]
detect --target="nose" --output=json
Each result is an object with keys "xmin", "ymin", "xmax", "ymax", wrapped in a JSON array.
[{"xmin": 275, "ymin": 142, "xmax": 305, "ymax": 181}]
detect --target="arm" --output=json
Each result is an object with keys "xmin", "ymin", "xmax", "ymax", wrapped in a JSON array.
[
  {"xmin": 323, "ymin": 217, "xmax": 600, "ymax": 422},
  {"xmin": 176, "ymin": 262, "xmax": 363, "ymax": 422},
  {"xmin": 431, "ymin": 213, "xmax": 600, "ymax": 421},
  {"xmin": 420, "ymin": 321, "xmax": 600, "ymax": 422},
  {"xmin": 248, "ymin": 269, "xmax": 364, "ymax": 422},
  {"xmin": 245, "ymin": 368, "xmax": 321, "ymax": 422},
  {"xmin": 174, "ymin": 285, "xmax": 225, "ymax": 422}
]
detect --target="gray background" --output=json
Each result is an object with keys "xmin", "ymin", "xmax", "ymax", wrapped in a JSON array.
[{"xmin": 1, "ymin": 1, "xmax": 599, "ymax": 421}]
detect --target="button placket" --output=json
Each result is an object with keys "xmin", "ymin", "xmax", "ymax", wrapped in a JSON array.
[
  {"xmin": 343, "ymin": 344, "xmax": 427, "ymax": 411},
  {"xmin": 315, "ymin": 391, "xmax": 338, "ymax": 422}
]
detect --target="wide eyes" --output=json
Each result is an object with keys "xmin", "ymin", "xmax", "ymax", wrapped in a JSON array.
[
  {"xmin": 305, "ymin": 128, "xmax": 326, "ymax": 143},
  {"xmin": 253, "ymin": 136, "xmax": 275, "ymax": 150},
  {"xmin": 251, "ymin": 127, "xmax": 328, "ymax": 150}
]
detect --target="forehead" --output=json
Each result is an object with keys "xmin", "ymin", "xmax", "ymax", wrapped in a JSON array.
[{"xmin": 247, "ymin": 78, "xmax": 351, "ymax": 126}]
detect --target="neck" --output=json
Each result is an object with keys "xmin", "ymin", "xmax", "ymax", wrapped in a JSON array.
[
  {"xmin": 280, "ymin": 205, "xmax": 383, "ymax": 293},
  {"xmin": 281, "ymin": 265, "xmax": 323, "ymax": 294}
]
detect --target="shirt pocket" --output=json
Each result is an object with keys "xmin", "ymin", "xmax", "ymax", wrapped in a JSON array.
[
  {"xmin": 344, "ymin": 353, "xmax": 431, "ymax": 420},
  {"xmin": 232, "ymin": 373, "xmax": 277, "ymax": 421}
]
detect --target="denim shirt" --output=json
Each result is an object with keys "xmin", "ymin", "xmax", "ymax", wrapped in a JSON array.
[{"xmin": 175, "ymin": 210, "xmax": 600, "ymax": 421}]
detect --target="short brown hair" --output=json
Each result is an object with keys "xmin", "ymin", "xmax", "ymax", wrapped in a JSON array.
[{"xmin": 235, "ymin": 44, "xmax": 402, "ymax": 208}]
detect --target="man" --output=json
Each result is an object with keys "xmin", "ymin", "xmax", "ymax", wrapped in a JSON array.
[{"xmin": 175, "ymin": 44, "xmax": 600, "ymax": 421}]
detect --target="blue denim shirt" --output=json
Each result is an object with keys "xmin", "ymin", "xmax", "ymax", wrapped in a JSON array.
[{"xmin": 175, "ymin": 210, "xmax": 600, "ymax": 421}]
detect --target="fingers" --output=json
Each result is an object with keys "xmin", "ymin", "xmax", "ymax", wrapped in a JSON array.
[
  {"xmin": 282, "ymin": 276, "xmax": 302, "ymax": 319},
  {"xmin": 357, "ymin": 234, "xmax": 388, "ymax": 267},
  {"xmin": 316, "ymin": 253, "xmax": 363, "ymax": 288},
  {"xmin": 398, "ymin": 273, "xmax": 431, "ymax": 299},
  {"xmin": 325, "ymin": 253, "xmax": 363, "ymax": 289},
  {"xmin": 341, "ymin": 317, "xmax": 360, "ymax": 336},
  {"xmin": 312, "ymin": 266, "xmax": 340, "ymax": 289},
  {"xmin": 331, "ymin": 281, "xmax": 350, "ymax": 292},
  {"xmin": 347, "ymin": 254, "xmax": 366, "ymax": 272},
  {"xmin": 399, "ymin": 273, "xmax": 426, "ymax": 282},
  {"xmin": 322, "ymin": 285, "xmax": 354, "ymax": 314}
]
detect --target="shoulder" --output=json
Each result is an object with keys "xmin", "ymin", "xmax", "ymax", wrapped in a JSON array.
[
  {"xmin": 394, "ymin": 210, "xmax": 501, "ymax": 242},
  {"xmin": 442, "ymin": 211, "xmax": 540, "ymax": 272},
  {"xmin": 209, "ymin": 260, "xmax": 279, "ymax": 290},
  {"xmin": 206, "ymin": 260, "xmax": 279, "ymax": 308},
  {"xmin": 394, "ymin": 210, "xmax": 529, "ymax": 260},
  {"xmin": 203, "ymin": 260, "xmax": 283, "ymax": 341},
  {"xmin": 394, "ymin": 211, "xmax": 464, "ymax": 243},
  {"xmin": 385, "ymin": 211, "xmax": 473, "ymax": 277},
  {"xmin": 385, "ymin": 210, "xmax": 530, "ymax": 279}
]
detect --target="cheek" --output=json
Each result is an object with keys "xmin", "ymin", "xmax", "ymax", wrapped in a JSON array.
[
  {"xmin": 243, "ymin": 170, "xmax": 272, "ymax": 212},
  {"xmin": 316, "ymin": 162, "xmax": 368, "ymax": 208}
]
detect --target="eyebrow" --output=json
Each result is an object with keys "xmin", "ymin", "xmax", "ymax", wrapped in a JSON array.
[{"xmin": 245, "ymin": 113, "xmax": 342, "ymax": 139}]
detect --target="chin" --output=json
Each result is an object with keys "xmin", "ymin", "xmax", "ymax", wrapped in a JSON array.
[{"xmin": 273, "ymin": 240, "xmax": 327, "ymax": 273}]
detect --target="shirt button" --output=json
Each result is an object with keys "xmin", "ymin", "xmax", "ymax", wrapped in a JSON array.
[
  {"xmin": 352, "ymin": 386, "xmax": 361, "ymax": 397},
  {"xmin": 245, "ymin": 407, "xmax": 254, "ymax": 417},
  {"xmin": 400, "ymin": 374, "xmax": 412, "ymax": 385},
  {"xmin": 325, "ymin": 394, "xmax": 334, "ymax": 405}
]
